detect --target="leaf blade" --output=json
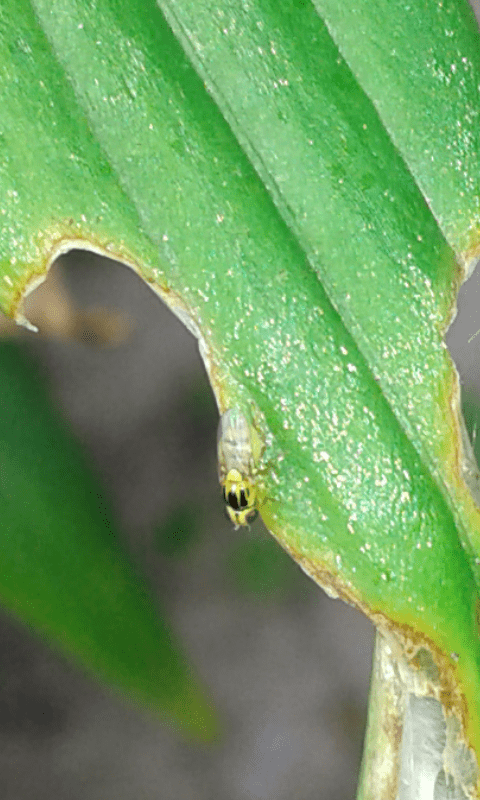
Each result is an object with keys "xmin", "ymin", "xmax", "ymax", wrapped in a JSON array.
[
  {"xmin": 0, "ymin": 340, "xmax": 216, "ymax": 739},
  {"xmin": 311, "ymin": 0, "xmax": 480, "ymax": 257}
]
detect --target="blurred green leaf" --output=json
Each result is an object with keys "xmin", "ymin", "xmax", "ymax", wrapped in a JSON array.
[{"xmin": 0, "ymin": 340, "xmax": 216, "ymax": 739}]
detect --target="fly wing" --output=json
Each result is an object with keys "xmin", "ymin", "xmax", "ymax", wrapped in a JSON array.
[
  {"xmin": 217, "ymin": 408, "xmax": 253, "ymax": 480},
  {"xmin": 217, "ymin": 414, "xmax": 228, "ymax": 482}
]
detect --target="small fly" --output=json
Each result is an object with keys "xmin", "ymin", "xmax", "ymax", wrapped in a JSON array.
[{"xmin": 217, "ymin": 408, "xmax": 263, "ymax": 527}]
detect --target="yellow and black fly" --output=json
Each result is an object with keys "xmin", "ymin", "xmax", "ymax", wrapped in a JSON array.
[{"xmin": 217, "ymin": 408, "xmax": 264, "ymax": 528}]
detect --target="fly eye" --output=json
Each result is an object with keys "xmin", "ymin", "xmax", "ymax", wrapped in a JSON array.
[
  {"xmin": 227, "ymin": 491, "xmax": 242, "ymax": 510},
  {"xmin": 225, "ymin": 488, "xmax": 250, "ymax": 511}
]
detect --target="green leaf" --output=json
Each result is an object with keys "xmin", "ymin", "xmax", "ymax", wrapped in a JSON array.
[
  {"xmin": 0, "ymin": 340, "xmax": 216, "ymax": 739},
  {"xmin": 310, "ymin": 0, "xmax": 480, "ymax": 258},
  {"xmin": 1, "ymin": 0, "xmax": 480, "ymax": 769},
  {"xmin": 153, "ymin": 0, "xmax": 480, "ymax": 593}
]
